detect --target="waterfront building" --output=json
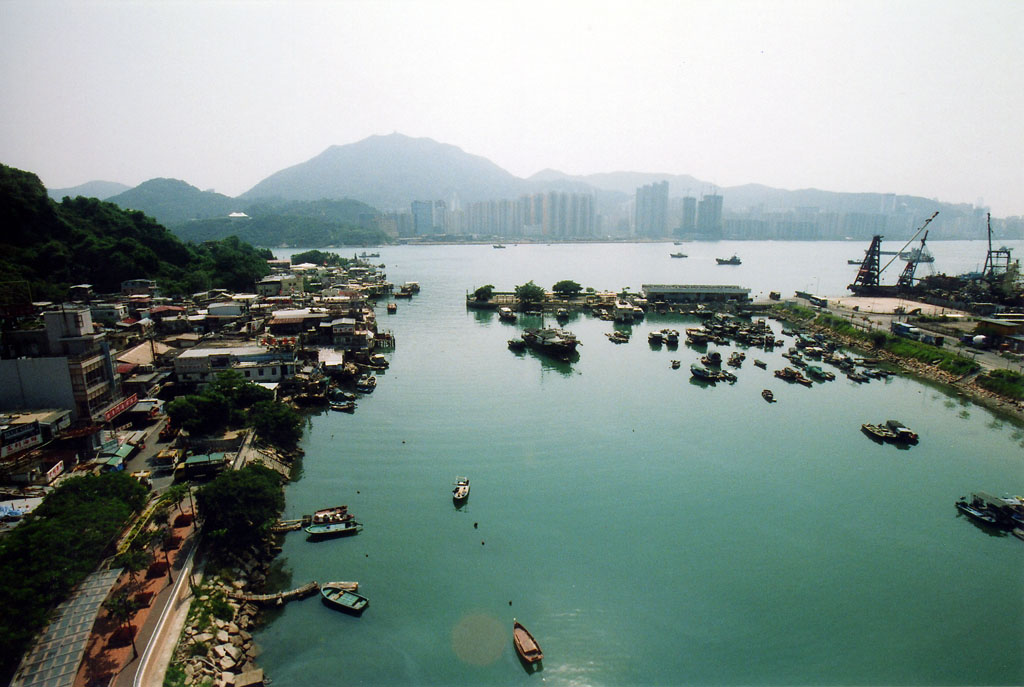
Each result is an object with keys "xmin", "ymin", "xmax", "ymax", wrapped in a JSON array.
[
  {"xmin": 641, "ymin": 284, "xmax": 751, "ymax": 303},
  {"xmin": 173, "ymin": 344, "xmax": 298, "ymax": 385},
  {"xmin": 635, "ymin": 181, "xmax": 669, "ymax": 238},
  {"xmin": 411, "ymin": 200, "xmax": 435, "ymax": 235}
]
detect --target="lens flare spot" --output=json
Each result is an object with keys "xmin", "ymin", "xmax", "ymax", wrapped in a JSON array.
[{"xmin": 452, "ymin": 613, "xmax": 505, "ymax": 666}]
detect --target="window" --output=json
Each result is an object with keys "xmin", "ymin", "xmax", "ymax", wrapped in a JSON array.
[{"xmin": 258, "ymin": 368, "xmax": 264, "ymax": 376}]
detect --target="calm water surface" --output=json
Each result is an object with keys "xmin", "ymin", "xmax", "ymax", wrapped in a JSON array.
[{"xmin": 257, "ymin": 242, "xmax": 1023, "ymax": 686}]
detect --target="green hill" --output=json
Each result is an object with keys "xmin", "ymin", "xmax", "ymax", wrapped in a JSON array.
[
  {"xmin": 0, "ymin": 164, "xmax": 271, "ymax": 302},
  {"xmin": 106, "ymin": 177, "xmax": 240, "ymax": 225}
]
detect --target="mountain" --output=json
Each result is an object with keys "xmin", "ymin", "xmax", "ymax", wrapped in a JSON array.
[
  {"xmin": 47, "ymin": 180, "xmax": 130, "ymax": 201},
  {"xmin": 0, "ymin": 164, "xmax": 270, "ymax": 300},
  {"xmin": 107, "ymin": 178, "xmax": 240, "ymax": 225},
  {"xmin": 240, "ymin": 133, "xmax": 528, "ymax": 209}
]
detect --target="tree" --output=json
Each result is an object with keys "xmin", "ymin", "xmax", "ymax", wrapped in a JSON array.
[
  {"xmin": 114, "ymin": 548, "xmax": 152, "ymax": 591},
  {"xmin": 195, "ymin": 465, "xmax": 285, "ymax": 557},
  {"xmin": 552, "ymin": 280, "xmax": 582, "ymax": 298},
  {"xmin": 103, "ymin": 590, "xmax": 141, "ymax": 658},
  {"xmin": 247, "ymin": 400, "xmax": 303, "ymax": 446},
  {"xmin": 515, "ymin": 280, "xmax": 546, "ymax": 305},
  {"xmin": 473, "ymin": 284, "xmax": 495, "ymax": 301}
]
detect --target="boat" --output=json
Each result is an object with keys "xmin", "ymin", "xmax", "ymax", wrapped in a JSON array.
[
  {"xmin": 330, "ymin": 401, "xmax": 356, "ymax": 413},
  {"xmin": 899, "ymin": 247, "xmax": 935, "ymax": 263},
  {"xmin": 556, "ymin": 308, "xmax": 570, "ymax": 321},
  {"xmin": 521, "ymin": 328, "xmax": 579, "ymax": 361},
  {"xmin": 321, "ymin": 580, "xmax": 359, "ymax": 593},
  {"xmin": 669, "ymin": 252, "xmax": 687, "ymax": 258},
  {"xmin": 513, "ymin": 620, "xmax": 543, "ymax": 664},
  {"xmin": 861, "ymin": 423, "xmax": 897, "ymax": 441},
  {"xmin": 955, "ymin": 498, "xmax": 1001, "ymax": 527},
  {"xmin": 606, "ymin": 330, "xmax": 630, "ymax": 344},
  {"xmin": 753, "ymin": 359, "xmax": 767, "ymax": 369},
  {"xmin": 700, "ymin": 351, "xmax": 722, "ymax": 367},
  {"xmin": 648, "ymin": 330, "xmax": 664, "ymax": 344},
  {"xmin": 387, "ymin": 302, "xmax": 397, "ymax": 313},
  {"xmin": 690, "ymin": 363, "xmax": 717, "ymax": 381},
  {"xmin": 847, "ymin": 259, "xmax": 863, "ymax": 265},
  {"xmin": 452, "ymin": 477, "xmax": 470, "ymax": 503},
  {"xmin": 493, "ymin": 244, "xmax": 506, "ymax": 249},
  {"xmin": 305, "ymin": 506, "xmax": 362, "ymax": 539},
  {"xmin": 508, "ymin": 338, "xmax": 526, "ymax": 351},
  {"xmin": 321, "ymin": 585, "xmax": 369, "ymax": 615},
  {"xmin": 663, "ymin": 329, "xmax": 679, "ymax": 345},
  {"xmin": 355, "ymin": 375, "xmax": 377, "ymax": 392},
  {"xmin": 885, "ymin": 420, "xmax": 918, "ymax": 443},
  {"xmin": 717, "ymin": 369, "xmax": 737, "ymax": 383},
  {"xmin": 716, "ymin": 255, "xmax": 741, "ymax": 265},
  {"xmin": 762, "ymin": 389, "xmax": 775, "ymax": 403},
  {"xmin": 670, "ymin": 360, "xmax": 680, "ymax": 369},
  {"xmin": 358, "ymin": 252, "xmax": 380, "ymax": 258}
]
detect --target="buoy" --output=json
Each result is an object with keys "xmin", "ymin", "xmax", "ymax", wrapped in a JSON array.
[
  {"xmin": 481, "ymin": 541, "xmax": 485, "ymax": 545},
  {"xmin": 473, "ymin": 522, "xmax": 478, "ymax": 529}
]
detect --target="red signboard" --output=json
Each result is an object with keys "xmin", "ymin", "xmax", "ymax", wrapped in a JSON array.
[{"xmin": 103, "ymin": 394, "xmax": 138, "ymax": 422}]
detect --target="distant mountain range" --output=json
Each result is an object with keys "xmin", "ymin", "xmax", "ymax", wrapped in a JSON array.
[
  {"xmin": 50, "ymin": 133, "xmax": 999, "ymax": 236},
  {"xmin": 48, "ymin": 179, "xmax": 130, "ymax": 201}
]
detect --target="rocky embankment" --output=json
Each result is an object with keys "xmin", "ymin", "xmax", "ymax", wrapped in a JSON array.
[{"xmin": 174, "ymin": 548, "xmax": 275, "ymax": 687}]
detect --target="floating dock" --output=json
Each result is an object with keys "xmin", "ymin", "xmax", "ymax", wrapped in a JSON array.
[{"xmin": 228, "ymin": 581, "xmax": 320, "ymax": 605}]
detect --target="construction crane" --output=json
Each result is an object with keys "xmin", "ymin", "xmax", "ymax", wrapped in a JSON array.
[
  {"xmin": 849, "ymin": 212, "xmax": 938, "ymax": 294},
  {"xmin": 897, "ymin": 229, "xmax": 930, "ymax": 290}
]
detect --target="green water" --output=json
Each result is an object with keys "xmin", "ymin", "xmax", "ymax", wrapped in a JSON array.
[{"xmin": 256, "ymin": 243, "xmax": 1023, "ymax": 686}]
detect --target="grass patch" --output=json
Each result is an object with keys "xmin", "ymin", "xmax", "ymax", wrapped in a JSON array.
[
  {"xmin": 163, "ymin": 663, "xmax": 186, "ymax": 687},
  {"xmin": 976, "ymin": 369, "xmax": 1024, "ymax": 401},
  {"xmin": 185, "ymin": 579, "xmax": 233, "ymax": 633}
]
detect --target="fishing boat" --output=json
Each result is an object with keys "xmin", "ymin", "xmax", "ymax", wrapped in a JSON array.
[
  {"xmin": 556, "ymin": 308, "xmax": 570, "ymax": 321},
  {"xmin": 648, "ymin": 330, "xmax": 664, "ymax": 344},
  {"xmin": 955, "ymin": 498, "xmax": 1001, "ymax": 527},
  {"xmin": 493, "ymin": 244, "xmax": 506, "ymax": 249},
  {"xmin": 663, "ymin": 329, "xmax": 679, "ymax": 345},
  {"xmin": 885, "ymin": 420, "xmax": 919, "ymax": 443},
  {"xmin": 522, "ymin": 328, "xmax": 579, "ymax": 361},
  {"xmin": 701, "ymin": 351, "xmax": 722, "ymax": 367},
  {"xmin": 452, "ymin": 477, "xmax": 470, "ymax": 503},
  {"xmin": 355, "ymin": 375, "xmax": 377, "ymax": 392},
  {"xmin": 498, "ymin": 306, "xmax": 517, "ymax": 322},
  {"xmin": 669, "ymin": 252, "xmax": 687, "ymax": 258},
  {"xmin": 670, "ymin": 360, "xmax": 681, "ymax": 369},
  {"xmin": 690, "ymin": 363, "xmax": 717, "ymax": 381},
  {"xmin": 508, "ymin": 338, "xmax": 526, "ymax": 351},
  {"xmin": 387, "ymin": 302, "xmax": 397, "ymax": 314},
  {"xmin": 321, "ymin": 585, "xmax": 369, "ymax": 615},
  {"xmin": 606, "ymin": 330, "xmax": 630, "ymax": 344},
  {"xmin": 716, "ymin": 255, "xmax": 741, "ymax": 265},
  {"xmin": 753, "ymin": 359, "xmax": 767, "ymax": 369},
  {"xmin": 762, "ymin": 389, "xmax": 775, "ymax": 403},
  {"xmin": 513, "ymin": 620, "xmax": 543, "ymax": 664},
  {"xmin": 330, "ymin": 401, "xmax": 356, "ymax": 413}
]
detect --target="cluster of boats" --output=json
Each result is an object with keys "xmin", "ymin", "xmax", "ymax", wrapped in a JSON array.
[
  {"xmin": 648, "ymin": 329, "xmax": 680, "ymax": 345},
  {"xmin": 690, "ymin": 362, "xmax": 736, "ymax": 383},
  {"xmin": 606, "ymin": 330, "xmax": 630, "ymax": 344},
  {"xmin": 955, "ymin": 492, "xmax": 1024, "ymax": 536},
  {"xmin": 860, "ymin": 419, "xmax": 919, "ymax": 444},
  {"xmin": 305, "ymin": 505, "xmax": 363, "ymax": 539},
  {"xmin": 685, "ymin": 315, "xmax": 779, "ymax": 349}
]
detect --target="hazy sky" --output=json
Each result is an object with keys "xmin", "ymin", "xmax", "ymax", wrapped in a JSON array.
[{"xmin": 2, "ymin": 0, "xmax": 1022, "ymax": 215}]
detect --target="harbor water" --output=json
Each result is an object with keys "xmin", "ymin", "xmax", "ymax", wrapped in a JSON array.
[{"xmin": 257, "ymin": 241, "xmax": 1023, "ymax": 686}]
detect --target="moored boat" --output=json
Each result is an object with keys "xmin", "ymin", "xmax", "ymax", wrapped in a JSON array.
[
  {"xmin": 498, "ymin": 306, "xmax": 517, "ymax": 322},
  {"xmin": 522, "ymin": 328, "xmax": 579, "ymax": 361},
  {"xmin": 753, "ymin": 359, "xmax": 767, "ymax": 369},
  {"xmin": 955, "ymin": 498, "xmax": 1001, "ymax": 527},
  {"xmin": 690, "ymin": 363, "xmax": 717, "ymax": 381},
  {"xmin": 508, "ymin": 338, "xmax": 526, "ymax": 351},
  {"xmin": 330, "ymin": 401, "xmax": 356, "ymax": 413},
  {"xmin": 670, "ymin": 360, "xmax": 681, "ymax": 369},
  {"xmin": 513, "ymin": 620, "xmax": 543, "ymax": 664},
  {"xmin": 321, "ymin": 585, "xmax": 369, "ymax": 615},
  {"xmin": 885, "ymin": 420, "xmax": 918, "ymax": 443},
  {"xmin": 305, "ymin": 506, "xmax": 362, "ymax": 539},
  {"xmin": 386, "ymin": 302, "xmax": 397, "ymax": 313},
  {"xmin": 356, "ymin": 375, "xmax": 377, "ymax": 392},
  {"xmin": 452, "ymin": 476, "xmax": 470, "ymax": 503},
  {"xmin": 762, "ymin": 389, "xmax": 775, "ymax": 403},
  {"xmin": 861, "ymin": 423, "xmax": 897, "ymax": 442}
]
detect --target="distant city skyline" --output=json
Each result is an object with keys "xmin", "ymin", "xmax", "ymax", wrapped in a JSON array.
[{"xmin": 1, "ymin": 1, "xmax": 1022, "ymax": 215}]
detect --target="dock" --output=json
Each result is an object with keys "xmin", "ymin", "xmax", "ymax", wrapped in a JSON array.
[
  {"xmin": 271, "ymin": 515, "xmax": 311, "ymax": 533},
  {"xmin": 228, "ymin": 581, "xmax": 320, "ymax": 605}
]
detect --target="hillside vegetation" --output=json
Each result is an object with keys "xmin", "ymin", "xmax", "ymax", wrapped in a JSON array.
[{"xmin": 0, "ymin": 164, "xmax": 271, "ymax": 301}]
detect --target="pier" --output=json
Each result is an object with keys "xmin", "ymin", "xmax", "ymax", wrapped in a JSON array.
[
  {"xmin": 270, "ymin": 516, "xmax": 311, "ymax": 533},
  {"xmin": 227, "ymin": 581, "xmax": 320, "ymax": 605}
]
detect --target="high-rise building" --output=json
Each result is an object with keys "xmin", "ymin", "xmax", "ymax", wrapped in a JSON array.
[
  {"xmin": 411, "ymin": 201, "xmax": 433, "ymax": 235},
  {"xmin": 697, "ymin": 194, "xmax": 723, "ymax": 237},
  {"xmin": 635, "ymin": 181, "xmax": 669, "ymax": 237},
  {"xmin": 681, "ymin": 197, "xmax": 697, "ymax": 233}
]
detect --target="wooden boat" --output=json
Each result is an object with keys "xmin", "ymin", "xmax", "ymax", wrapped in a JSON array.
[
  {"xmin": 670, "ymin": 360, "xmax": 681, "ymax": 369},
  {"xmin": 861, "ymin": 423, "xmax": 897, "ymax": 442},
  {"xmin": 330, "ymin": 401, "xmax": 356, "ymax": 413},
  {"xmin": 321, "ymin": 580, "xmax": 359, "ymax": 593},
  {"xmin": 513, "ymin": 620, "xmax": 543, "ymax": 664},
  {"xmin": 355, "ymin": 375, "xmax": 377, "ymax": 392},
  {"xmin": 762, "ymin": 389, "xmax": 775, "ymax": 403},
  {"xmin": 955, "ymin": 499, "xmax": 1000, "ymax": 527},
  {"xmin": 508, "ymin": 338, "xmax": 526, "ymax": 351},
  {"xmin": 753, "ymin": 359, "xmax": 767, "ymax": 369},
  {"xmin": 321, "ymin": 585, "xmax": 369, "ymax": 615},
  {"xmin": 386, "ymin": 302, "xmax": 397, "ymax": 313},
  {"xmin": 690, "ymin": 363, "xmax": 717, "ymax": 381},
  {"xmin": 452, "ymin": 477, "xmax": 470, "ymax": 503}
]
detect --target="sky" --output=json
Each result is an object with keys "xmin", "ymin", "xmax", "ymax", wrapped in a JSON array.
[{"xmin": 1, "ymin": 0, "xmax": 1022, "ymax": 216}]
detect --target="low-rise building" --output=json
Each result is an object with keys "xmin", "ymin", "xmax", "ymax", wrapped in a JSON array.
[
  {"xmin": 641, "ymin": 284, "xmax": 751, "ymax": 303},
  {"xmin": 173, "ymin": 344, "xmax": 297, "ymax": 384}
]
